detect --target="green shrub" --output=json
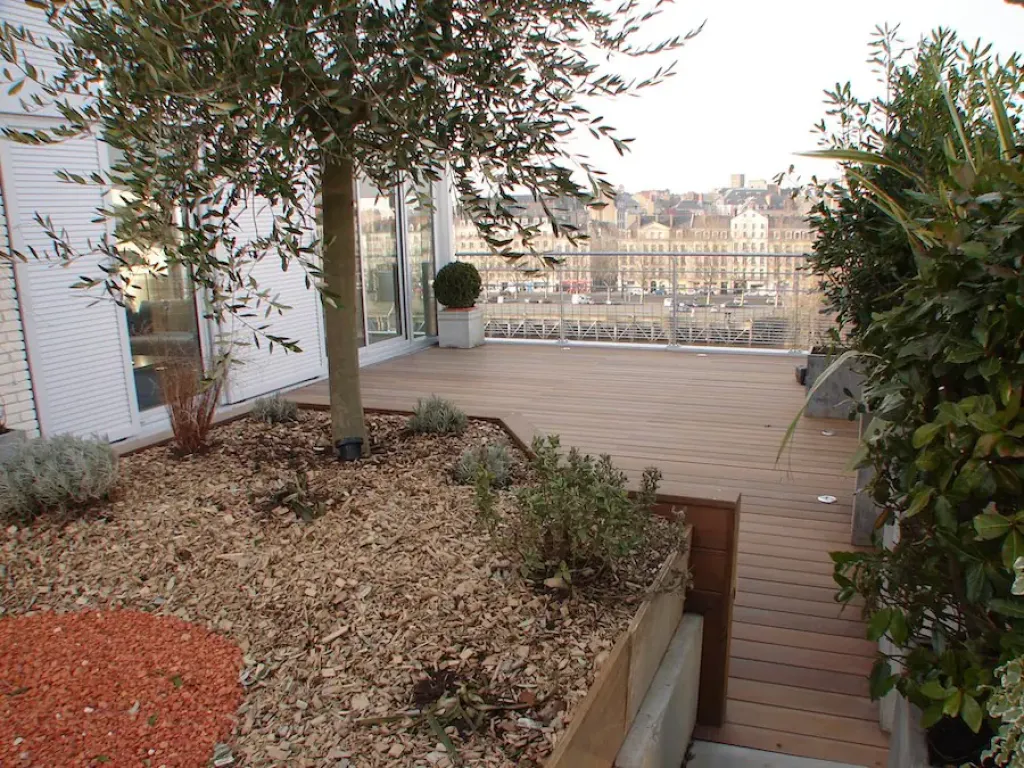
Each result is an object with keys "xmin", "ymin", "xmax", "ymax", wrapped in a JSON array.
[
  {"xmin": 510, "ymin": 435, "xmax": 660, "ymax": 576},
  {"xmin": 454, "ymin": 442, "xmax": 512, "ymax": 488},
  {"xmin": 802, "ymin": 29, "xmax": 1024, "ymax": 738},
  {"xmin": 985, "ymin": 657, "xmax": 1024, "ymax": 767},
  {"xmin": 805, "ymin": 27, "xmax": 1008, "ymax": 342},
  {"xmin": 0, "ymin": 435, "xmax": 118, "ymax": 521},
  {"xmin": 408, "ymin": 396, "xmax": 467, "ymax": 435},
  {"xmin": 433, "ymin": 262, "xmax": 481, "ymax": 309},
  {"xmin": 251, "ymin": 394, "xmax": 299, "ymax": 424}
]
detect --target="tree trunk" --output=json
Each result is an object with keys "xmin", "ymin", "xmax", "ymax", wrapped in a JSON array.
[{"xmin": 321, "ymin": 156, "xmax": 368, "ymax": 457}]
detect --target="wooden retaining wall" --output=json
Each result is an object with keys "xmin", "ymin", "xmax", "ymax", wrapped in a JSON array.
[{"xmin": 545, "ymin": 542, "xmax": 691, "ymax": 768}]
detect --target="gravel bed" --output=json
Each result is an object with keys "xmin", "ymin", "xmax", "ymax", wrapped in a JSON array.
[
  {"xmin": 0, "ymin": 610, "xmax": 242, "ymax": 767},
  {"xmin": 0, "ymin": 412, "xmax": 679, "ymax": 767}
]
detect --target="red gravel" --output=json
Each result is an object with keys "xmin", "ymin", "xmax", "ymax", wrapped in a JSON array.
[{"xmin": 0, "ymin": 610, "xmax": 243, "ymax": 767}]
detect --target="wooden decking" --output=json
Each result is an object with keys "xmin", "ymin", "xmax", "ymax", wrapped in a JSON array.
[{"xmin": 293, "ymin": 344, "xmax": 888, "ymax": 766}]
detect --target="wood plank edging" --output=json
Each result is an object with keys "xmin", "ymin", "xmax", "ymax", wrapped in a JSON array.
[{"xmin": 545, "ymin": 541, "xmax": 692, "ymax": 768}]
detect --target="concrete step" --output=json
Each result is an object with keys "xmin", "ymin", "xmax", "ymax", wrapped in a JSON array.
[
  {"xmin": 688, "ymin": 742, "xmax": 867, "ymax": 768},
  {"xmin": 616, "ymin": 615, "xmax": 703, "ymax": 768}
]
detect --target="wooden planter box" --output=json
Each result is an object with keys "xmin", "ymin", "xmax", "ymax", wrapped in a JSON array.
[
  {"xmin": 287, "ymin": 405, "xmax": 741, "ymax": 765},
  {"xmin": 545, "ymin": 532, "xmax": 692, "ymax": 768}
]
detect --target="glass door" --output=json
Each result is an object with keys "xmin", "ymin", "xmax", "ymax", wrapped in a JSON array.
[
  {"xmin": 357, "ymin": 180, "xmax": 403, "ymax": 347},
  {"xmin": 405, "ymin": 184, "xmax": 437, "ymax": 339},
  {"xmin": 356, "ymin": 179, "xmax": 437, "ymax": 362}
]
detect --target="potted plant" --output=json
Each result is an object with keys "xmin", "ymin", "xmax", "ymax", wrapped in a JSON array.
[
  {"xmin": 434, "ymin": 261, "xmax": 484, "ymax": 349},
  {"xmin": 0, "ymin": 398, "xmax": 26, "ymax": 464}
]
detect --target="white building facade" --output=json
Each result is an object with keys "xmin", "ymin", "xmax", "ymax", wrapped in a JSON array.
[{"xmin": 0, "ymin": 1, "xmax": 450, "ymax": 444}]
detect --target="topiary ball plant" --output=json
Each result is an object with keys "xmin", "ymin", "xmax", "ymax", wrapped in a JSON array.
[{"xmin": 434, "ymin": 262, "xmax": 482, "ymax": 309}]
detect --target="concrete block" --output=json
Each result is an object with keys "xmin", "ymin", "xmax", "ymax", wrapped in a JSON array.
[
  {"xmin": 851, "ymin": 465, "xmax": 878, "ymax": 547},
  {"xmin": 437, "ymin": 306, "xmax": 485, "ymax": 349},
  {"xmin": 615, "ymin": 614, "xmax": 703, "ymax": 768},
  {"xmin": 688, "ymin": 742, "xmax": 866, "ymax": 768},
  {"xmin": 888, "ymin": 697, "xmax": 930, "ymax": 768},
  {"xmin": 804, "ymin": 353, "xmax": 862, "ymax": 419}
]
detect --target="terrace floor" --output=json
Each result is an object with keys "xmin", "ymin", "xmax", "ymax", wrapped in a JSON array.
[{"xmin": 293, "ymin": 343, "xmax": 888, "ymax": 767}]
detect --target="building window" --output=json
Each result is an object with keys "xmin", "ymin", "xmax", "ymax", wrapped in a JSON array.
[
  {"xmin": 405, "ymin": 185, "xmax": 436, "ymax": 340},
  {"xmin": 124, "ymin": 259, "xmax": 203, "ymax": 412},
  {"xmin": 358, "ymin": 180, "xmax": 401, "ymax": 345}
]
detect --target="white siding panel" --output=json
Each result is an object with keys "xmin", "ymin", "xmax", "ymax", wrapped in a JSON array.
[
  {"xmin": 223, "ymin": 198, "xmax": 325, "ymax": 403},
  {"xmin": 3, "ymin": 132, "xmax": 137, "ymax": 440}
]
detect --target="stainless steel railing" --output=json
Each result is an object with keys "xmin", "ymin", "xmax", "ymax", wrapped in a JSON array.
[{"xmin": 453, "ymin": 251, "xmax": 833, "ymax": 350}]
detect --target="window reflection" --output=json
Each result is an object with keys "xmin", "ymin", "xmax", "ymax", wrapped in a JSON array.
[
  {"xmin": 405, "ymin": 187, "xmax": 436, "ymax": 338},
  {"xmin": 124, "ymin": 260, "xmax": 202, "ymax": 411},
  {"xmin": 357, "ymin": 181, "xmax": 402, "ymax": 344}
]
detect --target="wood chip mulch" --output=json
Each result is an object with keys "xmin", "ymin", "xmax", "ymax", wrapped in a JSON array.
[{"xmin": 0, "ymin": 413, "xmax": 679, "ymax": 767}]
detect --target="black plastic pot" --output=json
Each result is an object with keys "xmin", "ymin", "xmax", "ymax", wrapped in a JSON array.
[
  {"xmin": 336, "ymin": 437, "xmax": 363, "ymax": 462},
  {"xmin": 927, "ymin": 716, "xmax": 994, "ymax": 767}
]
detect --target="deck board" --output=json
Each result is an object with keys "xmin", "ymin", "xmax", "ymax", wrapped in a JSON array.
[{"xmin": 292, "ymin": 343, "xmax": 887, "ymax": 765}]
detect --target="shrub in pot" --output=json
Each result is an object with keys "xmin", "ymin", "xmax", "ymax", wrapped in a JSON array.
[
  {"xmin": 798, "ymin": 28, "xmax": 1024, "ymax": 765},
  {"xmin": 434, "ymin": 261, "xmax": 484, "ymax": 349}
]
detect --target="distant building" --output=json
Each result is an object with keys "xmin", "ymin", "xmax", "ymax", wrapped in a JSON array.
[
  {"xmin": 452, "ymin": 181, "xmax": 818, "ymax": 295},
  {"xmin": 730, "ymin": 173, "xmax": 746, "ymax": 189}
]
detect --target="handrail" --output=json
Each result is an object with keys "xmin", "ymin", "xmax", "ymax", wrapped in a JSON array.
[{"xmin": 452, "ymin": 250, "xmax": 830, "ymax": 351}]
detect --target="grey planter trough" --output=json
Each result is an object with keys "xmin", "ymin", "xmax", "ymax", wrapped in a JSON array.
[
  {"xmin": 804, "ymin": 352, "xmax": 863, "ymax": 419},
  {"xmin": 889, "ymin": 697, "xmax": 930, "ymax": 768}
]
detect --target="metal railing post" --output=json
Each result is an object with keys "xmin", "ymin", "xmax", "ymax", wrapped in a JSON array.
[
  {"xmin": 669, "ymin": 254, "xmax": 679, "ymax": 347},
  {"xmin": 557, "ymin": 263, "xmax": 567, "ymax": 347}
]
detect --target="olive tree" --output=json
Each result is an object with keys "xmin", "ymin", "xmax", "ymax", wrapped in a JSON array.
[{"xmin": 1, "ymin": 0, "xmax": 692, "ymax": 454}]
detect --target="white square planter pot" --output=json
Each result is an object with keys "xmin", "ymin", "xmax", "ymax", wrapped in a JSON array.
[{"xmin": 438, "ymin": 306, "xmax": 485, "ymax": 349}]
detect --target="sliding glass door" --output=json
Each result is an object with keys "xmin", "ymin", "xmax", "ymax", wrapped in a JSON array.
[
  {"xmin": 406, "ymin": 185, "xmax": 437, "ymax": 339},
  {"xmin": 357, "ymin": 180, "xmax": 403, "ymax": 346},
  {"xmin": 356, "ymin": 179, "xmax": 437, "ymax": 361}
]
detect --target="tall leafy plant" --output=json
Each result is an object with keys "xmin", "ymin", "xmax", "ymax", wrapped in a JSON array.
[
  {"xmin": 802, "ymin": 33, "xmax": 1024, "ymax": 737},
  {"xmin": 805, "ymin": 27, "xmax": 1015, "ymax": 342}
]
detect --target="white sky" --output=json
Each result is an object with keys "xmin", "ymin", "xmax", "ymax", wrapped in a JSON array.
[{"xmin": 568, "ymin": 0, "xmax": 1024, "ymax": 192}]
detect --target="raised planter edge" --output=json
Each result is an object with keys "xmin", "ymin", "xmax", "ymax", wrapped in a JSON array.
[
  {"xmin": 544, "ymin": 531, "xmax": 692, "ymax": 768},
  {"xmin": 889, "ymin": 695, "xmax": 930, "ymax": 768},
  {"xmin": 804, "ymin": 352, "xmax": 863, "ymax": 419}
]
